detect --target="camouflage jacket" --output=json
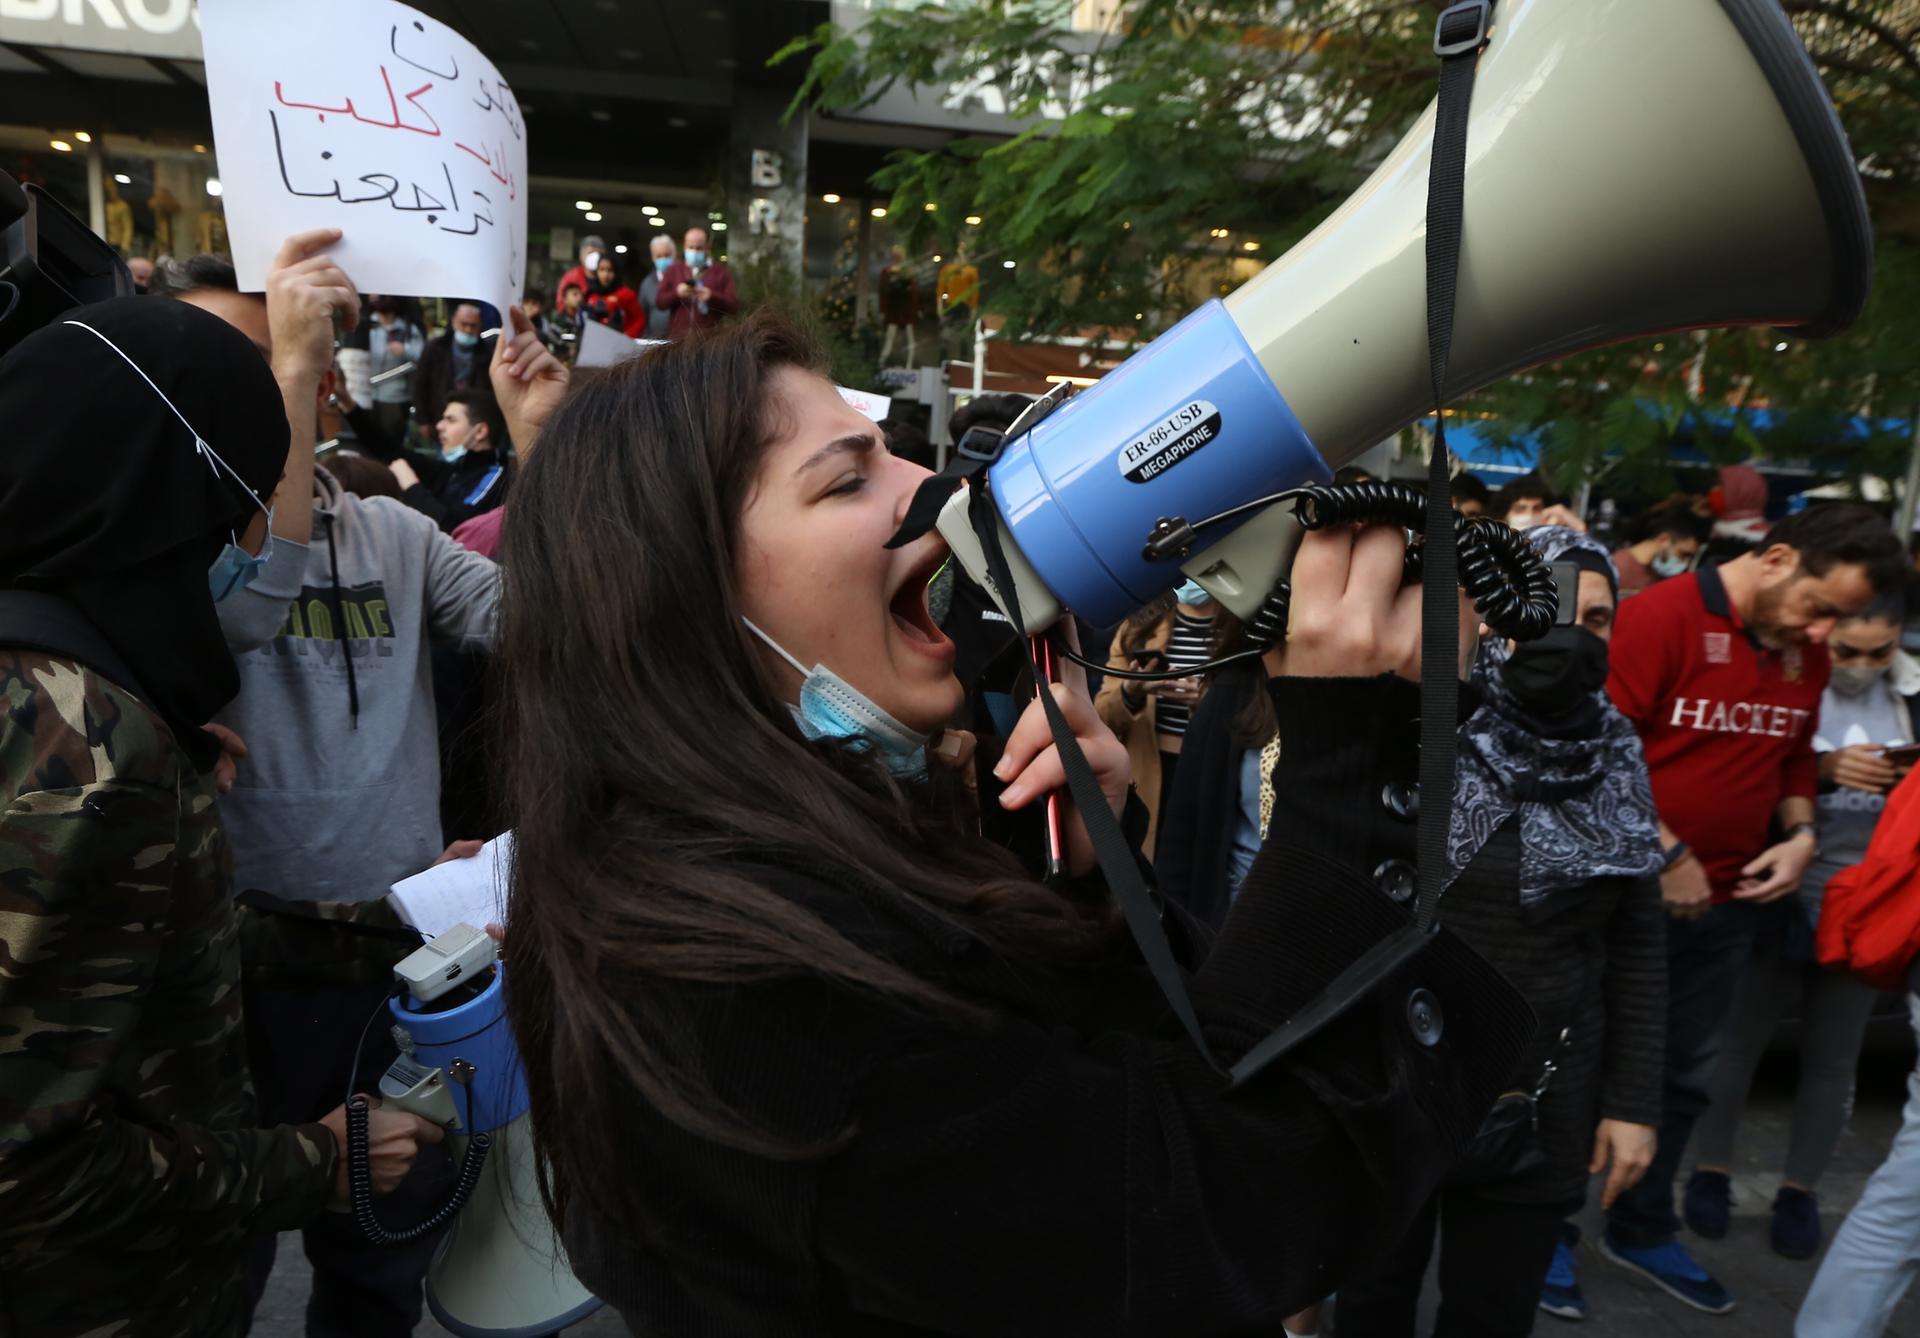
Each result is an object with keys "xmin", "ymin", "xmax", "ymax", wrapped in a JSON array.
[{"xmin": 0, "ymin": 650, "xmax": 336, "ymax": 1338}]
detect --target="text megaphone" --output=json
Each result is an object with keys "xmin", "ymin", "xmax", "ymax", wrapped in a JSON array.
[
  {"xmin": 936, "ymin": 0, "xmax": 1871, "ymax": 629},
  {"xmin": 350, "ymin": 924, "xmax": 602, "ymax": 1337}
]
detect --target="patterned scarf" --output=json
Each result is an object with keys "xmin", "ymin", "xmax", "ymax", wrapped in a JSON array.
[{"xmin": 1448, "ymin": 526, "xmax": 1664, "ymax": 908}]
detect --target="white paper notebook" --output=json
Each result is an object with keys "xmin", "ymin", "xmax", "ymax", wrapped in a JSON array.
[{"xmin": 388, "ymin": 832, "xmax": 514, "ymax": 940}]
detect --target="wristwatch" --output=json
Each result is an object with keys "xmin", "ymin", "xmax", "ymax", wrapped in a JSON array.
[
  {"xmin": 1661, "ymin": 840, "xmax": 1692, "ymax": 870},
  {"xmin": 1785, "ymin": 821, "xmax": 1820, "ymax": 851}
]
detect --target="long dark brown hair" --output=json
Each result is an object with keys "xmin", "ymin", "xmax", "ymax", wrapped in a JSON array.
[{"xmin": 496, "ymin": 312, "xmax": 1117, "ymax": 1233}]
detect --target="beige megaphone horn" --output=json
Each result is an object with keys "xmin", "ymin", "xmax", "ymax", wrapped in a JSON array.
[{"xmin": 936, "ymin": 0, "xmax": 1871, "ymax": 629}]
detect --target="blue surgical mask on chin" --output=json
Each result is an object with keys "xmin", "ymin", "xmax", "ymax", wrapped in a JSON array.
[
  {"xmin": 209, "ymin": 528, "xmax": 273, "ymax": 602},
  {"xmin": 685, "ymin": 249, "xmax": 707, "ymax": 268},
  {"xmin": 743, "ymin": 618, "xmax": 930, "ymax": 780},
  {"xmin": 1651, "ymin": 550, "xmax": 1692, "ymax": 578},
  {"xmin": 1174, "ymin": 578, "xmax": 1213, "ymax": 608},
  {"xmin": 452, "ymin": 330, "xmax": 480, "ymax": 349},
  {"xmin": 654, "ymin": 256, "xmax": 673, "ymax": 274}
]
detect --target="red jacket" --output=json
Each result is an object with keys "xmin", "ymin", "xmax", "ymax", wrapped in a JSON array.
[
  {"xmin": 554, "ymin": 264, "xmax": 590, "ymax": 307},
  {"xmin": 655, "ymin": 260, "xmax": 739, "ymax": 337},
  {"xmin": 1606, "ymin": 565, "xmax": 1825, "ymax": 898},
  {"xmin": 1818, "ymin": 765, "xmax": 1920, "ymax": 991},
  {"xmin": 584, "ymin": 285, "xmax": 646, "ymax": 338}
]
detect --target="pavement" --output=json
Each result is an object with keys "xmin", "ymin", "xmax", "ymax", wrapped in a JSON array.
[{"xmin": 256, "ymin": 1049, "xmax": 1920, "ymax": 1338}]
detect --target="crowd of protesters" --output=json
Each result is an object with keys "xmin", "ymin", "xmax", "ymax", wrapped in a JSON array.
[{"xmin": 8, "ymin": 214, "xmax": 1920, "ymax": 1338}]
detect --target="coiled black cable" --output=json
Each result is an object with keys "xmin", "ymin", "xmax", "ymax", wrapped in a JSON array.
[
  {"xmin": 1288, "ymin": 480, "xmax": 1558, "ymax": 642},
  {"xmin": 1070, "ymin": 480, "xmax": 1558, "ymax": 683},
  {"xmin": 345, "ymin": 1092, "xmax": 491, "ymax": 1246}
]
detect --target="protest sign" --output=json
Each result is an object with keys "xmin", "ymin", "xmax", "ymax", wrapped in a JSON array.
[
  {"xmin": 200, "ymin": 0, "xmax": 526, "ymax": 315},
  {"xmin": 574, "ymin": 319, "xmax": 668, "ymax": 370}
]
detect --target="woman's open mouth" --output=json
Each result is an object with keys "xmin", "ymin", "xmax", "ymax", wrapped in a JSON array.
[{"xmin": 889, "ymin": 547, "xmax": 956, "ymax": 657}]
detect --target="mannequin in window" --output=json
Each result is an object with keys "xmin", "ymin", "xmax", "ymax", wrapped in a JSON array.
[
  {"xmin": 104, "ymin": 179, "xmax": 134, "ymax": 255},
  {"xmin": 878, "ymin": 246, "xmax": 920, "ymax": 367}
]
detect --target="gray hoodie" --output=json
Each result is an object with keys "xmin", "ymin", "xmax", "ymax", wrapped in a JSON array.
[{"xmin": 215, "ymin": 466, "xmax": 500, "ymax": 901}]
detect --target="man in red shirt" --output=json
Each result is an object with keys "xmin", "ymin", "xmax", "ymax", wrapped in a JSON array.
[
  {"xmin": 1590, "ymin": 504, "xmax": 1904, "ymax": 1316},
  {"xmin": 654, "ymin": 226, "xmax": 739, "ymax": 338}
]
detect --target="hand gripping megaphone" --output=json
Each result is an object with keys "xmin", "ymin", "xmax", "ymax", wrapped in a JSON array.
[
  {"xmin": 931, "ymin": 0, "xmax": 1871, "ymax": 631},
  {"xmin": 345, "ymin": 924, "xmax": 602, "ymax": 1337}
]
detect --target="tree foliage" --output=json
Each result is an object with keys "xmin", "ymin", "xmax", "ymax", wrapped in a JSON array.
[{"xmin": 779, "ymin": 0, "xmax": 1920, "ymax": 496}]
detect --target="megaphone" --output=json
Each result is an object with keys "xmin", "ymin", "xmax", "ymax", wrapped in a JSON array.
[
  {"xmin": 350, "ymin": 924, "xmax": 602, "ymax": 1337},
  {"xmin": 936, "ymin": 0, "xmax": 1872, "ymax": 629}
]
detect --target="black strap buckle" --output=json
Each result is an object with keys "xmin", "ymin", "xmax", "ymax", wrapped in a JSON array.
[
  {"xmin": 954, "ymin": 424, "xmax": 1006, "ymax": 464},
  {"xmin": 1434, "ymin": 0, "xmax": 1492, "ymax": 57}
]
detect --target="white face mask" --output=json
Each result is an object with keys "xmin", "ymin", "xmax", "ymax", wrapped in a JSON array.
[
  {"xmin": 1651, "ymin": 549, "xmax": 1693, "ymax": 579},
  {"xmin": 62, "ymin": 319, "xmax": 273, "ymax": 600},
  {"xmin": 742, "ymin": 617, "xmax": 930, "ymax": 779}
]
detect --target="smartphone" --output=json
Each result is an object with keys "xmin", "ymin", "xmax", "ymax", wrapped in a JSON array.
[
  {"xmin": 1127, "ymin": 648, "xmax": 1170, "ymax": 672},
  {"xmin": 1881, "ymin": 743, "xmax": 1920, "ymax": 767}
]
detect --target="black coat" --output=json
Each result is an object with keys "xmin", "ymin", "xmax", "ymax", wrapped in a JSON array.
[
  {"xmin": 1155, "ymin": 662, "xmax": 1263, "ymax": 931},
  {"xmin": 410, "ymin": 330, "xmax": 497, "ymax": 429},
  {"xmin": 560, "ymin": 682, "xmax": 1537, "ymax": 1337},
  {"xmin": 1175, "ymin": 672, "xmax": 1668, "ymax": 1206},
  {"xmin": 396, "ymin": 449, "xmax": 508, "ymax": 533}
]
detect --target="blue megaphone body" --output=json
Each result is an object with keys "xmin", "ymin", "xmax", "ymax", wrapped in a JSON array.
[{"xmin": 378, "ymin": 944, "xmax": 603, "ymax": 1338}]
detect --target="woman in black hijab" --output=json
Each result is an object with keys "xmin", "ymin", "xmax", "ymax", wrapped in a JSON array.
[
  {"xmin": 0, "ymin": 299, "xmax": 441, "ymax": 1336},
  {"xmin": 0, "ymin": 295, "xmax": 288, "ymax": 769}
]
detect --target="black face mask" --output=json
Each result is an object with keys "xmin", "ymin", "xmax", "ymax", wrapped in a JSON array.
[{"xmin": 1501, "ymin": 624, "xmax": 1611, "ymax": 720}]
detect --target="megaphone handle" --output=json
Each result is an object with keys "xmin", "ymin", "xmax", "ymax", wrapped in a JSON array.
[{"xmin": 1031, "ymin": 633, "xmax": 1069, "ymax": 882}]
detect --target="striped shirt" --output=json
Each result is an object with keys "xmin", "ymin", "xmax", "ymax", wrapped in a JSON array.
[{"xmin": 1156, "ymin": 610, "xmax": 1216, "ymax": 739}]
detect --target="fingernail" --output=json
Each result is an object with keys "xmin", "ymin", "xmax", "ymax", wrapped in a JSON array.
[{"xmin": 993, "ymin": 758, "xmax": 1012, "ymax": 780}]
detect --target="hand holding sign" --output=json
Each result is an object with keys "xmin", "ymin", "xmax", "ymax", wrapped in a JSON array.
[
  {"xmin": 200, "ymin": 0, "xmax": 527, "ymax": 315},
  {"xmin": 266, "ymin": 229, "xmax": 361, "ymax": 384}
]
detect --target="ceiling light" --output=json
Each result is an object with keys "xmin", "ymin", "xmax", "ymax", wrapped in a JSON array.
[
  {"xmin": 870, "ymin": 206, "xmax": 887, "ymax": 218},
  {"xmin": 822, "ymin": 193, "xmax": 841, "ymax": 204},
  {"xmin": 583, "ymin": 210, "xmax": 602, "ymax": 221},
  {"xmin": 964, "ymin": 214, "xmax": 982, "ymax": 225},
  {"xmin": 48, "ymin": 140, "xmax": 72, "ymax": 153},
  {"xmin": 113, "ymin": 173, "xmax": 131, "ymax": 184},
  {"xmin": 932, "ymin": 254, "xmax": 943, "ymax": 262},
  {"xmin": 205, "ymin": 178, "xmax": 223, "ymax": 196},
  {"xmin": 614, "ymin": 244, "xmax": 629, "ymax": 254},
  {"xmin": 1134, "ymin": 312, "xmax": 1144, "ymax": 320},
  {"xmin": 708, "ymin": 211, "xmax": 723, "ymax": 221},
  {"xmin": 192, "ymin": 143, "xmax": 207, "ymax": 153},
  {"xmin": 923, "ymin": 202, "xmax": 937, "ymax": 212},
  {"xmin": 712, "ymin": 221, "xmax": 728, "ymax": 231},
  {"xmin": 575, "ymin": 200, "xmax": 594, "ymax": 211},
  {"xmin": 1242, "ymin": 241, "xmax": 1259, "ymax": 251},
  {"xmin": 74, "ymin": 131, "xmax": 92, "ymax": 144},
  {"xmin": 642, "ymin": 205, "xmax": 659, "ymax": 215},
  {"xmin": 1774, "ymin": 341, "xmax": 1790, "ymax": 352},
  {"xmin": 1002, "ymin": 259, "xmax": 1016, "ymax": 268}
]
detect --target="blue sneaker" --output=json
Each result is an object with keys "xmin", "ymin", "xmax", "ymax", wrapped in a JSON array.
[
  {"xmin": 1599, "ymin": 1235, "xmax": 1735, "ymax": 1315},
  {"xmin": 1772, "ymin": 1187, "xmax": 1822, "ymax": 1260},
  {"xmin": 1539, "ymin": 1229, "xmax": 1588, "ymax": 1321},
  {"xmin": 1684, "ymin": 1169, "xmax": 1732, "ymax": 1240}
]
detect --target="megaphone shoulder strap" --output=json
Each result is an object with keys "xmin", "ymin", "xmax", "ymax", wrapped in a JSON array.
[{"xmin": 959, "ymin": 2, "xmax": 1499, "ymax": 1090}]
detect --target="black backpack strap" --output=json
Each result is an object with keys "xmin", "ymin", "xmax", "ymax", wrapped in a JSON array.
[{"xmin": 0, "ymin": 589, "xmax": 149, "ymax": 703}]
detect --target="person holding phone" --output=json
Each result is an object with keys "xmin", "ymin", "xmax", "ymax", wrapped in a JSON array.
[{"xmin": 1690, "ymin": 594, "xmax": 1920, "ymax": 1261}]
